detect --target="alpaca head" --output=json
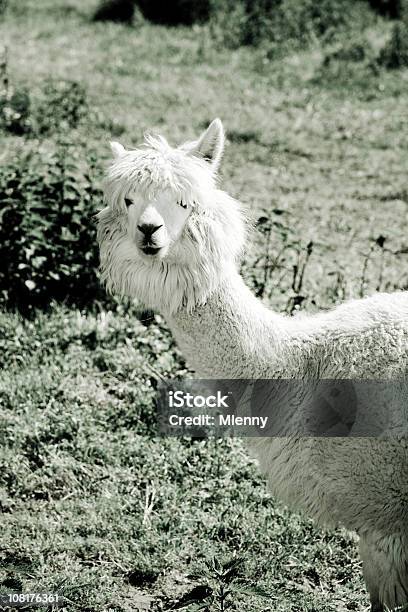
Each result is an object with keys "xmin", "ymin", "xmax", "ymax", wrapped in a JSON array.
[{"xmin": 97, "ymin": 119, "xmax": 247, "ymax": 314}]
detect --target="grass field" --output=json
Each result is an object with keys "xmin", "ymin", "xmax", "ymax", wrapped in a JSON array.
[{"xmin": 1, "ymin": 1, "xmax": 408, "ymax": 610}]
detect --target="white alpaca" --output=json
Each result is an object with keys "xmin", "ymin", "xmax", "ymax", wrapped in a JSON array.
[{"xmin": 97, "ymin": 119, "xmax": 408, "ymax": 612}]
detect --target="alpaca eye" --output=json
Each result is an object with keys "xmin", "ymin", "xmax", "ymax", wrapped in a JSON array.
[
  {"xmin": 124, "ymin": 197, "xmax": 133, "ymax": 208},
  {"xmin": 178, "ymin": 200, "xmax": 188, "ymax": 209}
]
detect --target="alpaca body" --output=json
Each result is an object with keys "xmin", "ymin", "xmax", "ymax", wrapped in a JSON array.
[
  {"xmin": 98, "ymin": 119, "xmax": 408, "ymax": 610},
  {"xmin": 170, "ymin": 271, "xmax": 408, "ymax": 611},
  {"xmin": 168, "ymin": 267, "xmax": 408, "ymax": 526}
]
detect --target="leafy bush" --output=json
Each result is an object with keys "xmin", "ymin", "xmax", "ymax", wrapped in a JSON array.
[
  {"xmin": 92, "ymin": 0, "xmax": 136, "ymax": 24},
  {"xmin": 0, "ymin": 144, "xmax": 103, "ymax": 311},
  {"xmin": 316, "ymin": 33, "xmax": 378, "ymax": 80},
  {"xmin": 210, "ymin": 0, "xmax": 281, "ymax": 48},
  {"xmin": 34, "ymin": 79, "xmax": 88, "ymax": 135},
  {"xmin": 378, "ymin": 20, "xmax": 408, "ymax": 67},
  {"xmin": 0, "ymin": 75, "xmax": 88, "ymax": 137},
  {"xmin": 0, "ymin": 85, "xmax": 31, "ymax": 134},
  {"xmin": 229, "ymin": 0, "xmax": 281, "ymax": 46},
  {"xmin": 273, "ymin": 0, "xmax": 357, "ymax": 43},
  {"xmin": 367, "ymin": 0, "xmax": 402, "ymax": 18},
  {"xmin": 0, "ymin": 48, "xmax": 31, "ymax": 135},
  {"xmin": 136, "ymin": 0, "xmax": 211, "ymax": 25},
  {"xmin": 210, "ymin": 0, "xmax": 372, "ymax": 50},
  {"xmin": 322, "ymin": 39, "xmax": 370, "ymax": 64}
]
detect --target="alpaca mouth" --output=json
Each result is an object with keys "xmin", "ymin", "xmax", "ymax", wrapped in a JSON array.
[{"xmin": 141, "ymin": 246, "xmax": 161, "ymax": 256}]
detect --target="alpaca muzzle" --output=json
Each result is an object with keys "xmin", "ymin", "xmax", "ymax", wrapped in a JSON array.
[
  {"xmin": 137, "ymin": 223, "xmax": 163, "ymax": 242},
  {"xmin": 136, "ymin": 223, "xmax": 165, "ymax": 255}
]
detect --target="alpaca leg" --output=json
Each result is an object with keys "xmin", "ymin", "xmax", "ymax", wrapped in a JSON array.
[
  {"xmin": 359, "ymin": 537, "xmax": 382, "ymax": 610},
  {"xmin": 359, "ymin": 534, "xmax": 408, "ymax": 612}
]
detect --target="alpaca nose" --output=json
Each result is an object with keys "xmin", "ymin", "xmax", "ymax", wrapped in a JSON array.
[{"xmin": 137, "ymin": 223, "xmax": 162, "ymax": 239}]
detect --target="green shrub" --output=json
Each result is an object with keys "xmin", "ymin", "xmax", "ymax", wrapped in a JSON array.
[
  {"xmin": 313, "ymin": 34, "xmax": 380, "ymax": 91},
  {"xmin": 0, "ymin": 85, "xmax": 31, "ymax": 134},
  {"xmin": 0, "ymin": 74, "xmax": 88, "ymax": 137},
  {"xmin": 0, "ymin": 144, "xmax": 103, "ymax": 311},
  {"xmin": 0, "ymin": 47, "xmax": 31, "ymax": 134},
  {"xmin": 210, "ymin": 0, "xmax": 281, "ymax": 48},
  {"xmin": 367, "ymin": 0, "xmax": 402, "ymax": 18},
  {"xmin": 378, "ymin": 20, "xmax": 408, "ymax": 67},
  {"xmin": 210, "ymin": 0, "xmax": 372, "ymax": 50},
  {"xmin": 34, "ymin": 79, "xmax": 88, "ymax": 135},
  {"xmin": 136, "ymin": 0, "xmax": 211, "ymax": 25},
  {"xmin": 234, "ymin": 0, "xmax": 281, "ymax": 46},
  {"xmin": 92, "ymin": 0, "xmax": 136, "ymax": 24},
  {"xmin": 273, "ymin": 0, "xmax": 356, "ymax": 43},
  {"xmin": 323, "ymin": 39, "xmax": 369, "ymax": 65}
]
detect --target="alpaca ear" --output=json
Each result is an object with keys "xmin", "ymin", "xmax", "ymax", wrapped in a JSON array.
[
  {"xmin": 181, "ymin": 118, "xmax": 225, "ymax": 171},
  {"xmin": 110, "ymin": 141, "xmax": 126, "ymax": 158}
]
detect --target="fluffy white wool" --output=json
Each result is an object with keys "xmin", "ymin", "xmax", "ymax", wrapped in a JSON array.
[{"xmin": 98, "ymin": 120, "xmax": 408, "ymax": 612}]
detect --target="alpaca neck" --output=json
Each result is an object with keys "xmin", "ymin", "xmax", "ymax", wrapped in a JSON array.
[{"xmin": 165, "ymin": 265, "xmax": 287, "ymax": 378}]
